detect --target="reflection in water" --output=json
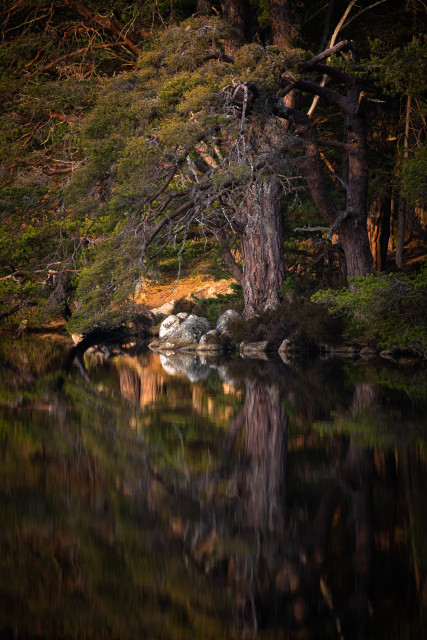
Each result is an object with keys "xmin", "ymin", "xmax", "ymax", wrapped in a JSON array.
[
  {"xmin": 0, "ymin": 336, "xmax": 426, "ymax": 639},
  {"xmin": 238, "ymin": 378, "xmax": 287, "ymax": 534}
]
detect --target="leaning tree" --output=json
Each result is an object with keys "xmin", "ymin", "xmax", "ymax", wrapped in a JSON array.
[
  {"xmin": 66, "ymin": 17, "xmax": 298, "ymax": 327},
  {"xmin": 66, "ymin": 17, "xmax": 373, "ymax": 330}
]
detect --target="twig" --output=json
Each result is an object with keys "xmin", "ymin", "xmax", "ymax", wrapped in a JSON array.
[{"xmin": 27, "ymin": 41, "xmax": 136, "ymax": 77}]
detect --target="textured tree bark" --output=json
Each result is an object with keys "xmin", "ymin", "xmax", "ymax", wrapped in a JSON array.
[
  {"xmin": 223, "ymin": 0, "xmax": 245, "ymax": 33},
  {"xmin": 240, "ymin": 179, "xmax": 285, "ymax": 317},
  {"xmin": 368, "ymin": 198, "xmax": 391, "ymax": 271},
  {"xmin": 276, "ymin": 51, "xmax": 373, "ymax": 278},
  {"xmin": 269, "ymin": 0, "xmax": 296, "ymax": 49},
  {"xmin": 197, "ymin": 0, "xmax": 211, "ymax": 14},
  {"xmin": 396, "ymin": 94, "xmax": 411, "ymax": 269},
  {"xmin": 339, "ymin": 79, "xmax": 373, "ymax": 278}
]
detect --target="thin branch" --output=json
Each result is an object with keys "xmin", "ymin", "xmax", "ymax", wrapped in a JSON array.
[
  {"xmin": 63, "ymin": 0, "xmax": 147, "ymax": 55},
  {"xmin": 27, "ymin": 42, "xmax": 136, "ymax": 77},
  {"xmin": 319, "ymin": 150, "xmax": 348, "ymax": 190},
  {"xmin": 342, "ymin": 0, "xmax": 389, "ymax": 30},
  {"xmin": 148, "ymin": 132, "xmax": 212, "ymax": 204},
  {"xmin": 294, "ymin": 208, "xmax": 351, "ymax": 241},
  {"xmin": 293, "ymin": 78, "xmax": 347, "ymax": 110},
  {"xmin": 318, "ymin": 139, "xmax": 351, "ymax": 151},
  {"xmin": 306, "ymin": 0, "xmax": 358, "ymax": 117},
  {"xmin": 203, "ymin": 52, "xmax": 234, "ymax": 63},
  {"xmin": 301, "ymin": 40, "xmax": 356, "ymax": 71},
  {"xmin": 146, "ymin": 199, "xmax": 196, "ymax": 244}
]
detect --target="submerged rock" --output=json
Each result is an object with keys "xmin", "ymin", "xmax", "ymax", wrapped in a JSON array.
[
  {"xmin": 240, "ymin": 341, "xmax": 272, "ymax": 357},
  {"xmin": 159, "ymin": 353, "xmax": 210, "ymax": 382}
]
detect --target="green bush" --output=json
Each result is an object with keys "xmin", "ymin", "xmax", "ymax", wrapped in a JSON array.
[{"xmin": 312, "ymin": 267, "xmax": 427, "ymax": 356}]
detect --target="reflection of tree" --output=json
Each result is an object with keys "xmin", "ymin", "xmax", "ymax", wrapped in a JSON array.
[
  {"xmin": 117, "ymin": 353, "xmax": 167, "ymax": 409},
  {"xmin": 309, "ymin": 383, "xmax": 374, "ymax": 639},
  {"xmin": 243, "ymin": 379, "xmax": 288, "ymax": 534}
]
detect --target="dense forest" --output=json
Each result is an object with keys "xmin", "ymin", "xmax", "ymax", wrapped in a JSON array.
[{"xmin": 1, "ymin": 0, "xmax": 426, "ymax": 354}]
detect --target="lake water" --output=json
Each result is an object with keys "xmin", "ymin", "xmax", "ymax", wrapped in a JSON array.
[{"xmin": 0, "ymin": 334, "xmax": 426, "ymax": 639}]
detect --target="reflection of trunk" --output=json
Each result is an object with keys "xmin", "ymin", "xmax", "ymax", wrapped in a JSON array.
[
  {"xmin": 341, "ymin": 382, "xmax": 375, "ymax": 634},
  {"xmin": 243, "ymin": 379, "xmax": 288, "ymax": 533},
  {"xmin": 240, "ymin": 179, "xmax": 284, "ymax": 317},
  {"xmin": 402, "ymin": 448, "xmax": 425, "ymax": 617},
  {"xmin": 308, "ymin": 383, "xmax": 375, "ymax": 637},
  {"xmin": 342, "ymin": 442, "xmax": 374, "ymax": 634}
]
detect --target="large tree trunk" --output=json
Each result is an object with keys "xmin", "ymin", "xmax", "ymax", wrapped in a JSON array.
[
  {"xmin": 396, "ymin": 94, "xmax": 411, "ymax": 269},
  {"xmin": 240, "ymin": 179, "xmax": 284, "ymax": 317},
  {"xmin": 276, "ymin": 46, "xmax": 374, "ymax": 278},
  {"xmin": 269, "ymin": 0, "xmax": 296, "ymax": 49},
  {"xmin": 223, "ymin": 0, "xmax": 245, "ymax": 33},
  {"xmin": 339, "ymin": 79, "xmax": 373, "ymax": 277},
  {"xmin": 196, "ymin": 0, "xmax": 211, "ymax": 14}
]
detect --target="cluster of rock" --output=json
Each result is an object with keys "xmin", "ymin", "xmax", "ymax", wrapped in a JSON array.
[
  {"xmin": 148, "ymin": 309, "xmax": 418, "ymax": 364},
  {"xmin": 149, "ymin": 309, "xmax": 240, "ymax": 354}
]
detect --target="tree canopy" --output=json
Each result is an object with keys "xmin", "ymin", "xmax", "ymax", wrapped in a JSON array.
[{"xmin": 0, "ymin": 0, "xmax": 426, "ymax": 343}]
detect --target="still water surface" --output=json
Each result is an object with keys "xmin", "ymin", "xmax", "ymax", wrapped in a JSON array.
[{"xmin": 0, "ymin": 335, "xmax": 426, "ymax": 639}]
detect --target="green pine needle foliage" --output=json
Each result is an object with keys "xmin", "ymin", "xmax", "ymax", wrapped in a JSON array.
[
  {"xmin": 312, "ymin": 267, "xmax": 427, "ymax": 356},
  {"xmin": 65, "ymin": 16, "xmax": 302, "ymax": 331}
]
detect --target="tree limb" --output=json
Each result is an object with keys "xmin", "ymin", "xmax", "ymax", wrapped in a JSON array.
[
  {"xmin": 146, "ymin": 200, "xmax": 196, "ymax": 245},
  {"xmin": 294, "ymin": 209, "xmax": 351, "ymax": 241},
  {"xmin": 209, "ymin": 226, "xmax": 243, "ymax": 285},
  {"xmin": 63, "ymin": 0, "xmax": 146, "ymax": 55},
  {"xmin": 288, "ymin": 78, "xmax": 348, "ymax": 110},
  {"xmin": 301, "ymin": 40, "xmax": 356, "ymax": 71},
  {"xmin": 318, "ymin": 139, "xmax": 351, "ymax": 151}
]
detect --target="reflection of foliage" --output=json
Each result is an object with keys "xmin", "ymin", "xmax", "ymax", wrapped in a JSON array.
[
  {"xmin": 342, "ymin": 361, "xmax": 427, "ymax": 403},
  {"xmin": 312, "ymin": 267, "xmax": 427, "ymax": 355},
  {"xmin": 0, "ymin": 341, "xmax": 243, "ymax": 639},
  {"xmin": 316, "ymin": 409, "xmax": 427, "ymax": 449},
  {"xmin": 1, "ymin": 337, "xmax": 426, "ymax": 638}
]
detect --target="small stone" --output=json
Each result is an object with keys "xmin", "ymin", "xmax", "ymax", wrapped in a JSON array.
[
  {"xmin": 359, "ymin": 346, "xmax": 377, "ymax": 358},
  {"xmin": 240, "ymin": 341, "xmax": 271, "ymax": 357},
  {"xmin": 197, "ymin": 330, "xmax": 223, "ymax": 353},
  {"xmin": 379, "ymin": 349, "xmax": 397, "ymax": 362}
]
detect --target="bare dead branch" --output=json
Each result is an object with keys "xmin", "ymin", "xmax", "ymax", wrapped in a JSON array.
[
  {"xmin": 63, "ymin": 0, "xmax": 147, "ymax": 55},
  {"xmin": 318, "ymin": 140, "xmax": 351, "ymax": 151},
  {"xmin": 301, "ymin": 40, "xmax": 356, "ymax": 71},
  {"xmin": 319, "ymin": 150, "xmax": 348, "ymax": 190},
  {"xmin": 27, "ymin": 41, "xmax": 137, "ymax": 77},
  {"xmin": 203, "ymin": 52, "xmax": 234, "ymax": 63}
]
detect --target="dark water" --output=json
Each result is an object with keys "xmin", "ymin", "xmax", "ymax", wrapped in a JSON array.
[{"xmin": 0, "ymin": 335, "xmax": 426, "ymax": 639}]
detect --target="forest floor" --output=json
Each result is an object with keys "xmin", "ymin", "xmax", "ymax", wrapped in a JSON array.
[{"xmin": 135, "ymin": 275, "xmax": 236, "ymax": 312}]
